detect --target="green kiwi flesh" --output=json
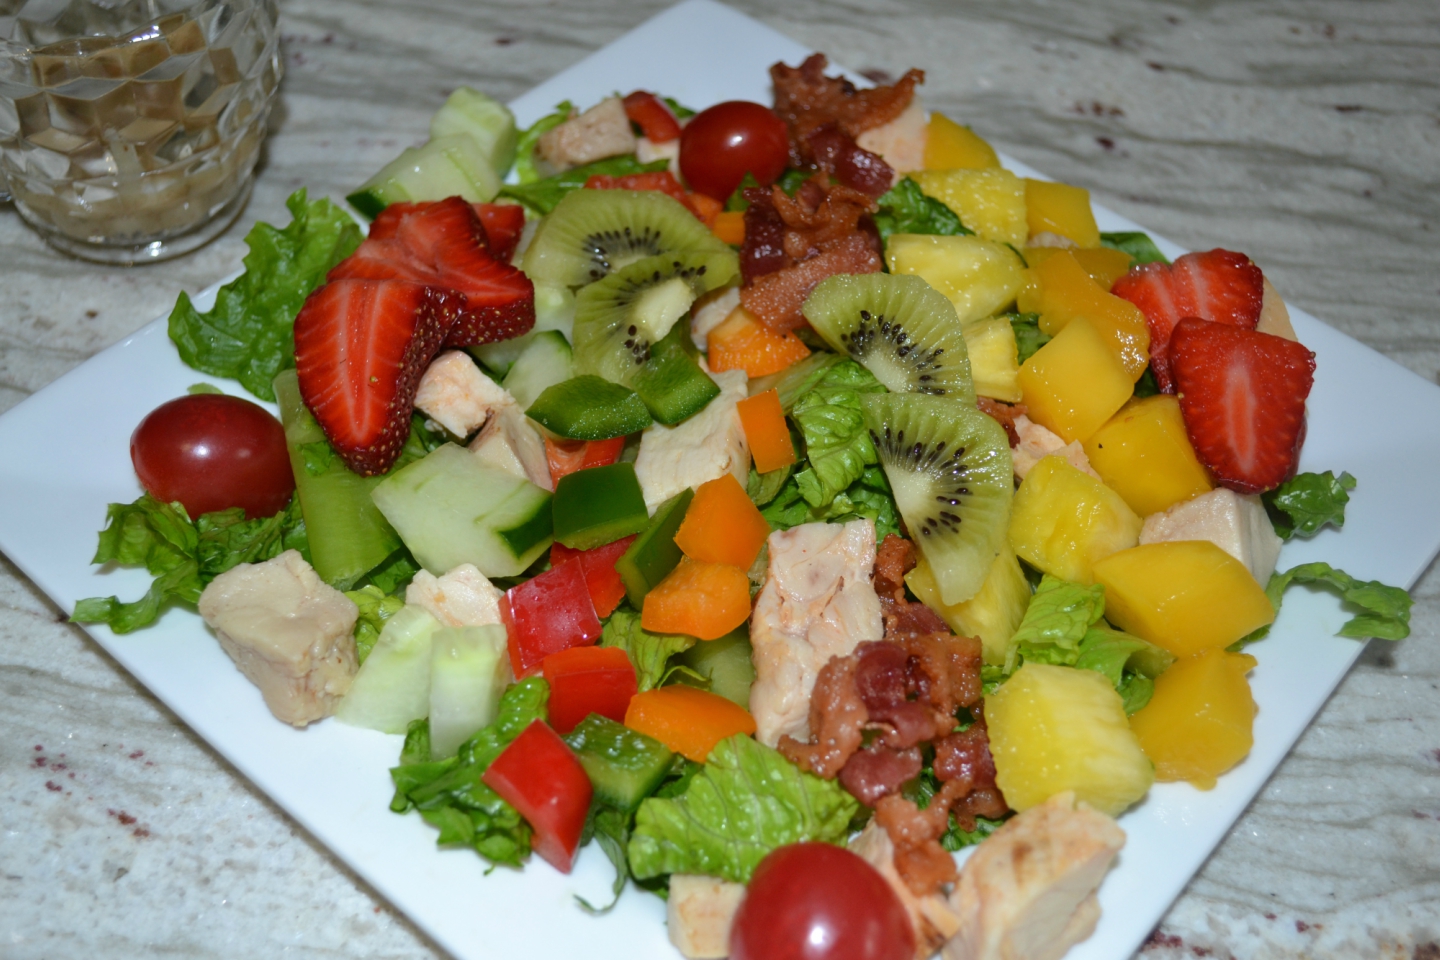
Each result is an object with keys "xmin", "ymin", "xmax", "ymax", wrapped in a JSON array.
[
  {"xmin": 861, "ymin": 392, "xmax": 1012, "ymax": 604},
  {"xmin": 803, "ymin": 273, "xmax": 976, "ymax": 404},
  {"xmin": 522, "ymin": 189, "xmax": 732, "ymax": 288}
]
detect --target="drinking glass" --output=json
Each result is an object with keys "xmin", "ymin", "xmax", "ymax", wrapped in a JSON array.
[{"xmin": 0, "ymin": 0, "xmax": 281, "ymax": 263}]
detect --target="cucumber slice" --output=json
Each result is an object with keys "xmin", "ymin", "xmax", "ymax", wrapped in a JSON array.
[
  {"xmin": 471, "ymin": 283, "xmax": 576, "ymax": 377},
  {"xmin": 527, "ymin": 376, "xmax": 652, "ymax": 440},
  {"xmin": 564, "ymin": 714, "xmax": 674, "ymax": 812},
  {"xmin": 501, "ymin": 329, "xmax": 574, "ymax": 410},
  {"xmin": 429, "ymin": 87, "xmax": 518, "ymax": 179},
  {"xmin": 347, "ymin": 134, "xmax": 501, "ymax": 220},
  {"xmin": 674, "ymin": 627, "xmax": 755, "ymax": 708},
  {"xmin": 429, "ymin": 624, "xmax": 510, "ymax": 759},
  {"xmin": 334, "ymin": 605, "xmax": 441, "ymax": 733},
  {"xmin": 615, "ymin": 488, "xmax": 693, "ymax": 607},
  {"xmin": 551, "ymin": 462, "xmax": 650, "ymax": 550},
  {"xmin": 370, "ymin": 443, "xmax": 552, "ymax": 577}
]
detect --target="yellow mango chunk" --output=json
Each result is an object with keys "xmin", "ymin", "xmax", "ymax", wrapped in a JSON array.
[
  {"xmin": 1018, "ymin": 247, "xmax": 1136, "ymax": 314},
  {"xmin": 907, "ymin": 549, "xmax": 1029, "ymax": 666},
  {"xmin": 987, "ymin": 662, "xmax": 1154, "ymax": 816},
  {"xmin": 960, "ymin": 315, "xmax": 1022, "ymax": 403},
  {"xmin": 1024, "ymin": 179, "xmax": 1101, "ymax": 249},
  {"xmin": 885, "ymin": 234, "xmax": 1026, "ymax": 324},
  {"xmin": 1092, "ymin": 541, "xmax": 1276, "ymax": 657},
  {"xmin": 913, "ymin": 168, "xmax": 1028, "ymax": 248},
  {"xmin": 1017, "ymin": 317, "xmax": 1133, "ymax": 443},
  {"xmin": 1083, "ymin": 396, "xmax": 1213, "ymax": 517},
  {"xmin": 1033, "ymin": 252, "xmax": 1149, "ymax": 379},
  {"xmin": 1130, "ymin": 649, "xmax": 1258, "ymax": 789},
  {"xmin": 1009, "ymin": 456, "xmax": 1142, "ymax": 584},
  {"xmin": 923, "ymin": 113, "xmax": 1001, "ymax": 170}
]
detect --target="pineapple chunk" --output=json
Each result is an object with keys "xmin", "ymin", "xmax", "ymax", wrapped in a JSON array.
[
  {"xmin": 1032, "ymin": 252, "xmax": 1150, "ymax": 380},
  {"xmin": 1023, "ymin": 179, "xmax": 1100, "ymax": 249},
  {"xmin": 923, "ymin": 113, "xmax": 1001, "ymax": 170},
  {"xmin": 1129, "ymin": 649, "xmax": 1258, "ymax": 789},
  {"xmin": 986, "ymin": 662, "xmax": 1154, "ymax": 816},
  {"xmin": 912, "ymin": 168, "xmax": 1028, "ymax": 248},
  {"xmin": 1009, "ymin": 456, "xmax": 1141, "ymax": 584},
  {"xmin": 1016, "ymin": 317, "xmax": 1133, "ymax": 443},
  {"xmin": 907, "ymin": 550, "xmax": 1029, "ymax": 666},
  {"xmin": 961, "ymin": 316, "xmax": 1022, "ymax": 403},
  {"xmin": 885, "ymin": 234, "xmax": 1026, "ymax": 324},
  {"xmin": 1082, "ymin": 396, "xmax": 1213, "ymax": 517}
]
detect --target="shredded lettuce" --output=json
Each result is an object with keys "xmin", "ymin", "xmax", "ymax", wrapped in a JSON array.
[
  {"xmin": 512, "ymin": 101, "xmax": 574, "ymax": 184},
  {"xmin": 1008, "ymin": 313, "xmax": 1050, "ymax": 365},
  {"xmin": 500, "ymin": 155, "xmax": 671, "ymax": 214},
  {"xmin": 790, "ymin": 360, "xmax": 886, "ymax": 509},
  {"xmin": 1073, "ymin": 623, "xmax": 1174, "ymax": 714},
  {"xmin": 1236, "ymin": 562, "xmax": 1412, "ymax": 648},
  {"xmin": 1006, "ymin": 575, "xmax": 1106, "ymax": 672},
  {"xmin": 627, "ymin": 734, "xmax": 859, "ymax": 884},
  {"xmin": 761, "ymin": 465, "xmax": 900, "ymax": 541},
  {"xmin": 601, "ymin": 607, "xmax": 697, "ymax": 691},
  {"xmin": 577, "ymin": 805, "xmax": 632, "ymax": 914},
  {"xmin": 1263, "ymin": 471, "xmax": 1356, "ymax": 541},
  {"xmin": 874, "ymin": 176, "xmax": 971, "ymax": 244},
  {"xmin": 1100, "ymin": 231, "xmax": 1169, "ymax": 265},
  {"xmin": 345, "ymin": 585, "xmax": 406, "ymax": 664},
  {"xmin": 168, "ymin": 190, "xmax": 362, "ymax": 401}
]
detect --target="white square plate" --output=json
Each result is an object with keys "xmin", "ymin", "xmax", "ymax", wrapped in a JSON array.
[{"xmin": 0, "ymin": 2, "xmax": 1436, "ymax": 958}]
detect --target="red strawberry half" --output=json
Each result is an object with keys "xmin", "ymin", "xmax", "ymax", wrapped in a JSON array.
[
  {"xmin": 1111, "ymin": 249, "xmax": 1264, "ymax": 392},
  {"xmin": 473, "ymin": 202, "xmax": 527, "ymax": 262},
  {"xmin": 1168, "ymin": 317, "xmax": 1316, "ymax": 494},
  {"xmin": 294, "ymin": 279, "xmax": 464, "ymax": 476}
]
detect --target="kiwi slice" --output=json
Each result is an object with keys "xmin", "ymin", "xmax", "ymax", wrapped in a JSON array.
[
  {"xmin": 522, "ymin": 189, "xmax": 733, "ymax": 288},
  {"xmin": 861, "ymin": 392, "xmax": 1012, "ymax": 605},
  {"xmin": 803, "ymin": 273, "xmax": 976, "ymax": 404}
]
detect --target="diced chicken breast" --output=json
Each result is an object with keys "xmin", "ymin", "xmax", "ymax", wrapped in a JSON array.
[
  {"xmin": 637, "ymin": 135, "xmax": 682, "ymax": 176},
  {"xmin": 536, "ymin": 97, "xmax": 637, "ymax": 172},
  {"xmin": 749, "ymin": 519, "xmax": 884, "ymax": 746},
  {"xmin": 1011, "ymin": 415, "xmax": 1099, "ymax": 481},
  {"xmin": 469, "ymin": 404, "xmax": 553, "ymax": 491},
  {"xmin": 667, "ymin": 874, "xmax": 747, "ymax": 960},
  {"xmin": 634, "ymin": 370, "xmax": 750, "ymax": 513},
  {"xmin": 690, "ymin": 285, "xmax": 741, "ymax": 351},
  {"xmin": 197, "ymin": 550, "xmax": 359, "ymax": 727},
  {"xmin": 414, "ymin": 350, "xmax": 514, "ymax": 439},
  {"xmin": 1027, "ymin": 231, "xmax": 1079, "ymax": 250},
  {"xmin": 943, "ymin": 791, "xmax": 1125, "ymax": 960},
  {"xmin": 1256, "ymin": 276, "xmax": 1298, "ymax": 342},
  {"xmin": 1139, "ymin": 486, "xmax": 1283, "ymax": 584},
  {"xmin": 851, "ymin": 820, "xmax": 963, "ymax": 958},
  {"xmin": 406, "ymin": 563, "xmax": 506, "ymax": 628},
  {"xmin": 856, "ymin": 98, "xmax": 927, "ymax": 179}
]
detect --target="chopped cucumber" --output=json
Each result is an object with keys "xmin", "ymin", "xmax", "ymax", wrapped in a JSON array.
[
  {"xmin": 472, "ymin": 283, "xmax": 575, "ymax": 377},
  {"xmin": 501, "ymin": 329, "xmax": 574, "ymax": 410},
  {"xmin": 527, "ymin": 375, "xmax": 652, "ymax": 440},
  {"xmin": 274, "ymin": 370, "xmax": 402, "ymax": 589},
  {"xmin": 334, "ymin": 605, "xmax": 441, "ymax": 733},
  {"xmin": 675, "ymin": 627, "xmax": 756, "ymax": 708},
  {"xmin": 616, "ymin": 488, "xmax": 693, "ymax": 607},
  {"xmin": 564, "ymin": 714, "xmax": 674, "ymax": 812},
  {"xmin": 429, "ymin": 624, "xmax": 510, "ymax": 759},
  {"xmin": 370, "ymin": 443, "xmax": 552, "ymax": 577},
  {"xmin": 552, "ymin": 462, "xmax": 650, "ymax": 550},
  {"xmin": 347, "ymin": 134, "xmax": 501, "ymax": 220},
  {"xmin": 429, "ymin": 87, "xmax": 518, "ymax": 179}
]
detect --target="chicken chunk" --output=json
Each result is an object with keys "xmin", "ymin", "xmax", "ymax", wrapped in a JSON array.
[
  {"xmin": 406, "ymin": 563, "xmax": 506, "ymax": 628},
  {"xmin": 197, "ymin": 550, "xmax": 360, "ymax": 727},
  {"xmin": 943, "ymin": 791, "xmax": 1125, "ymax": 960},
  {"xmin": 1139, "ymin": 486, "xmax": 1283, "ymax": 584},
  {"xmin": 749, "ymin": 519, "xmax": 884, "ymax": 746},
  {"xmin": 690, "ymin": 285, "xmax": 741, "ymax": 351},
  {"xmin": 667, "ymin": 874, "xmax": 747, "ymax": 959},
  {"xmin": 637, "ymin": 135, "xmax": 682, "ymax": 176},
  {"xmin": 414, "ymin": 350, "xmax": 514, "ymax": 439},
  {"xmin": 1010, "ymin": 415, "xmax": 1098, "ymax": 482},
  {"xmin": 469, "ymin": 404, "xmax": 553, "ymax": 491},
  {"xmin": 856, "ymin": 97, "xmax": 928, "ymax": 179},
  {"xmin": 536, "ymin": 97, "xmax": 636, "ymax": 172},
  {"xmin": 634, "ymin": 370, "xmax": 750, "ymax": 513},
  {"xmin": 851, "ymin": 820, "xmax": 963, "ymax": 958}
]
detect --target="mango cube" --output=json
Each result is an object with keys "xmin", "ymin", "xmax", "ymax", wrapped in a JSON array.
[
  {"xmin": 1092, "ymin": 541, "xmax": 1276, "ymax": 657},
  {"xmin": 923, "ymin": 113, "xmax": 1000, "ymax": 170},
  {"xmin": 1017, "ymin": 317, "xmax": 1133, "ymax": 442},
  {"xmin": 1083, "ymin": 396, "xmax": 1213, "ymax": 517},
  {"xmin": 1023, "ymin": 179, "xmax": 1101, "ymax": 249},
  {"xmin": 1008, "ymin": 455, "xmax": 1142, "ymax": 584},
  {"xmin": 1129, "ymin": 648, "xmax": 1258, "ymax": 789},
  {"xmin": 912, "ymin": 168, "xmax": 1028, "ymax": 248},
  {"xmin": 885, "ymin": 234, "xmax": 1026, "ymax": 324},
  {"xmin": 907, "ymin": 549, "xmax": 1029, "ymax": 666},
  {"xmin": 1026, "ymin": 246, "xmax": 1135, "ymax": 291},
  {"xmin": 1033, "ymin": 251, "xmax": 1149, "ymax": 379},
  {"xmin": 961, "ymin": 316, "xmax": 1022, "ymax": 402}
]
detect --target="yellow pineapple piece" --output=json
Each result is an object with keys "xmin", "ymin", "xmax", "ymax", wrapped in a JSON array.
[
  {"xmin": 1009, "ymin": 456, "xmax": 1142, "ymax": 584},
  {"xmin": 1129, "ymin": 649, "xmax": 1258, "ymax": 789},
  {"xmin": 1092, "ymin": 541, "xmax": 1275, "ymax": 657},
  {"xmin": 885, "ymin": 234, "xmax": 1026, "ymax": 324},
  {"xmin": 912, "ymin": 168, "xmax": 1028, "ymax": 248},
  {"xmin": 907, "ymin": 550, "xmax": 1029, "ymax": 666},
  {"xmin": 923, "ymin": 113, "xmax": 1000, "ymax": 170},
  {"xmin": 1083, "ymin": 396, "xmax": 1213, "ymax": 517},
  {"xmin": 1016, "ymin": 317, "xmax": 1133, "ymax": 442},
  {"xmin": 1032, "ymin": 252, "xmax": 1149, "ymax": 380},
  {"xmin": 986, "ymin": 662, "xmax": 1154, "ymax": 816},
  {"xmin": 1023, "ymin": 179, "xmax": 1100, "ymax": 248},
  {"xmin": 960, "ymin": 316, "xmax": 1022, "ymax": 402}
]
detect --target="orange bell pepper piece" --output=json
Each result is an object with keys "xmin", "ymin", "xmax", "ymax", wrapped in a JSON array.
[
  {"xmin": 736, "ymin": 389, "xmax": 796, "ymax": 474},
  {"xmin": 641, "ymin": 557, "xmax": 751, "ymax": 640},
  {"xmin": 625, "ymin": 685, "xmax": 757, "ymax": 762},
  {"xmin": 673, "ymin": 473, "xmax": 771, "ymax": 569},
  {"xmin": 707, "ymin": 306, "xmax": 810, "ymax": 377},
  {"xmin": 711, "ymin": 210, "xmax": 746, "ymax": 246}
]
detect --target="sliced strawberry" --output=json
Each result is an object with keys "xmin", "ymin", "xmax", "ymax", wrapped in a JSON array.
[
  {"xmin": 1168, "ymin": 317, "xmax": 1316, "ymax": 494},
  {"xmin": 1111, "ymin": 249, "xmax": 1264, "ymax": 392},
  {"xmin": 429, "ymin": 238, "xmax": 536, "ymax": 348},
  {"xmin": 622, "ymin": 90, "xmax": 682, "ymax": 143},
  {"xmin": 327, "ymin": 237, "xmax": 439, "ymax": 284},
  {"xmin": 367, "ymin": 198, "xmax": 488, "ymax": 252},
  {"xmin": 294, "ymin": 279, "xmax": 464, "ymax": 476},
  {"xmin": 472, "ymin": 202, "xmax": 527, "ymax": 262}
]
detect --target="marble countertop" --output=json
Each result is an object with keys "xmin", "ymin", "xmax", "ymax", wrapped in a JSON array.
[{"xmin": 2, "ymin": 1, "xmax": 1437, "ymax": 957}]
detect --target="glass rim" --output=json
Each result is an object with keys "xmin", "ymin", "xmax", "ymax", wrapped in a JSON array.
[{"xmin": 0, "ymin": 0, "xmax": 270, "ymax": 57}]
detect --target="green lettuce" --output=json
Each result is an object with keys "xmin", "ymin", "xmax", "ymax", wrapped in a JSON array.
[
  {"xmin": 1237, "ymin": 562, "xmax": 1412, "ymax": 648},
  {"xmin": 1009, "ymin": 313, "xmax": 1050, "ymax": 364},
  {"xmin": 512, "ymin": 101, "xmax": 574, "ymax": 184},
  {"xmin": 168, "ymin": 190, "xmax": 362, "ymax": 401},
  {"xmin": 601, "ymin": 607, "xmax": 697, "ymax": 691},
  {"xmin": 500, "ymin": 156, "xmax": 671, "ymax": 215},
  {"xmin": 1263, "ymin": 471, "xmax": 1356, "ymax": 541},
  {"xmin": 761, "ymin": 466, "xmax": 900, "ymax": 541},
  {"xmin": 874, "ymin": 177, "xmax": 971, "ymax": 244},
  {"xmin": 747, "ymin": 463, "xmax": 794, "ymax": 508},
  {"xmin": 790, "ymin": 360, "xmax": 886, "ymax": 508},
  {"xmin": 1073, "ymin": 623, "xmax": 1175, "ymax": 714},
  {"xmin": 905, "ymin": 764, "xmax": 1009, "ymax": 850},
  {"xmin": 345, "ymin": 585, "xmax": 406, "ymax": 664},
  {"xmin": 1100, "ymin": 231, "xmax": 1169, "ymax": 265},
  {"xmin": 627, "ymin": 734, "xmax": 859, "ymax": 883},
  {"xmin": 1006, "ymin": 575, "xmax": 1106, "ymax": 672},
  {"xmin": 577, "ymin": 805, "xmax": 632, "ymax": 914}
]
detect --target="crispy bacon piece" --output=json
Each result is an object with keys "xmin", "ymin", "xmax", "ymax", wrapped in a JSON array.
[
  {"xmin": 778, "ymin": 654, "xmax": 867, "ymax": 778},
  {"xmin": 740, "ymin": 186, "xmax": 790, "ymax": 283},
  {"xmin": 875, "ymin": 784, "xmax": 964, "ymax": 895},
  {"xmin": 773, "ymin": 176, "xmax": 879, "ymax": 260},
  {"xmin": 840, "ymin": 745, "xmax": 922, "ymax": 807},
  {"xmin": 976, "ymin": 397, "xmax": 1028, "ymax": 447},
  {"xmin": 740, "ymin": 231, "xmax": 881, "ymax": 331},
  {"xmin": 806, "ymin": 125, "xmax": 895, "ymax": 198},
  {"xmin": 873, "ymin": 534, "xmax": 914, "ymax": 603},
  {"xmin": 771, "ymin": 53, "xmax": 924, "ymax": 146}
]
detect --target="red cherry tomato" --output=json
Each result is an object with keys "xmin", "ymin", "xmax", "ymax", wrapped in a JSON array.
[
  {"xmin": 679, "ymin": 100, "xmax": 790, "ymax": 200},
  {"xmin": 130, "ymin": 393, "xmax": 294, "ymax": 520},
  {"xmin": 730, "ymin": 842, "xmax": 915, "ymax": 960}
]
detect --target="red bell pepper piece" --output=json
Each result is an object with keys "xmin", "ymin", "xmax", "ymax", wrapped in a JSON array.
[
  {"xmin": 544, "ymin": 435, "xmax": 626, "ymax": 484},
  {"xmin": 622, "ymin": 90, "xmax": 682, "ymax": 143},
  {"xmin": 471, "ymin": 202, "xmax": 527, "ymax": 262},
  {"xmin": 550, "ymin": 534, "xmax": 636, "ymax": 618},
  {"xmin": 504, "ymin": 558, "xmax": 602, "ymax": 677},
  {"xmin": 481, "ymin": 719, "xmax": 592, "ymax": 873},
  {"xmin": 541, "ymin": 645, "xmax": 638, "ymax": 735}
]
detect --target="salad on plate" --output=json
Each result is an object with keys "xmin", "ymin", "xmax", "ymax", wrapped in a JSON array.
[{"xmin": 72, "ymin": 50, "xmax": 1412, "ymax": 960}]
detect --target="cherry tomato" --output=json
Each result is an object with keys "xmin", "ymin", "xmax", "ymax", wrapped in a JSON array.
[
  {"xmin": 730, "ymin": 842, "xmax": 915, "ymax": 960},
  {"xmin": 130, "ymin": 393, "xmax": 294, "ymax": 520},
  {"xmin": 679, "ymin": 100, "xmax": 790, "ymax": 200}
]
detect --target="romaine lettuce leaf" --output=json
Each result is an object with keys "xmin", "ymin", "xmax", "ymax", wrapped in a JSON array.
[
  {"xmin": 627, "ymin": 734, "xmax": 858, "ymax": 883},
  {"xmin": 874, "ymin": 177, "xmax": 971, "ymax": 244},
  {"xmin": 1008, "ymin": 313, "xmax": 1050, "ymax": 365},
  {"xmin": 345, "ymin": 585, "xmax": 406, "ymax": 664},
  {"xmin": 577, "ymin": 805, "xmax": 632, "ymax": 915},
  {"xmin": 1237, "ymin": 562, "xmax": 1412, "ymax": 648},
  {"xmin": 512, "ymin": 101, "xmax": 574, "ymax": 184},
  {"xmin": 1006, "ymin": 575, "xmax": 1106, "ymax": 672},
  {"xmin": 168, "ymin": 190, "xmax": 362, "ymax": 401},
  {"xmin": 1100, "ymin": 231, "xmax": 1168, "ymax": 265},
  {"xmin": 1072, "ymin": 623, "xmax": 1175, "ymax": 687},
  {"xmin": 500, "ymin": 156, "xmax": 671, "ymax": 215},
  {"xmin": 601, "ymin": 607, "xmax": 697, "ymax": 691},
  {"xmin": 1263, "ymin": 470, "xmax": 1356, "ymax": 541},
  {"xmin": 747, "ymin": 463, "xmax": 794, "ymax": 507},
  {"xmin": 790, "ymin": 360, "xmax": 886, "ymax": 508},
  {"xmin": 760, "ymin": 466, "xmax": 900, "ymax": 541}
]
